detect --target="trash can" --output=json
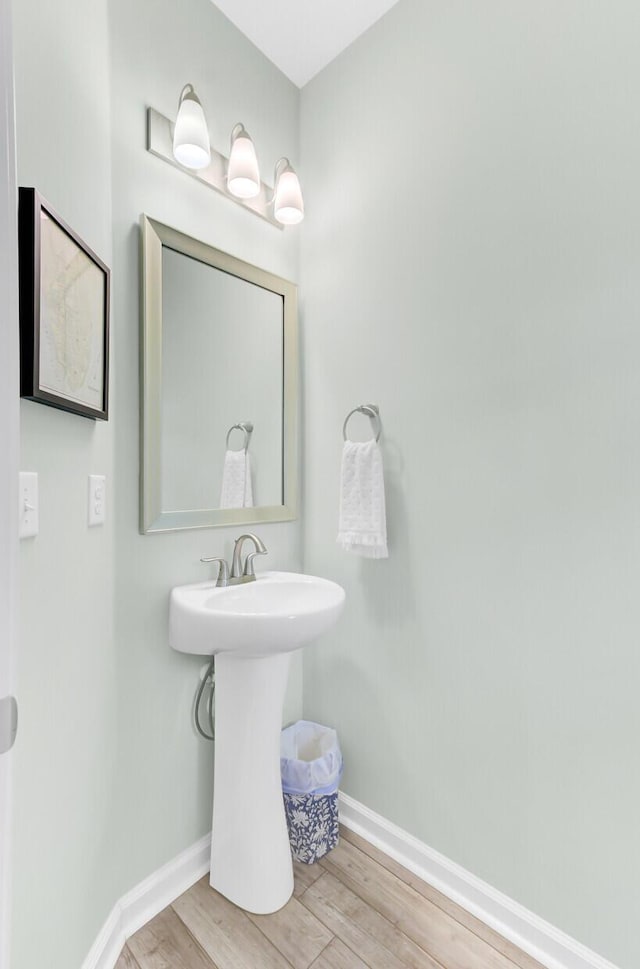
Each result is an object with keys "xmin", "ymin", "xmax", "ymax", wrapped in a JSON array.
[{"xmin": 280, "ymin": 720, "xmax": 343, "ymax": 864}]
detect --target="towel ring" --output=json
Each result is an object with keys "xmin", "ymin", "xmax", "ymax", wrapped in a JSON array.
[
  {"xmin": 343, "ymin": 404, "xmax": 382, "ymax": 443},
  {"xmin": 226, "ymin": 421, "xmax": 254, "ymax": 452}
]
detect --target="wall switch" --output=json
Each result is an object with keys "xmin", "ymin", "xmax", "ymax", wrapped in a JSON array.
[
  {"xmin": 19, "ymin": 472, "xmax": 38, "ymax": 539},
  {"xmin": 88, "ymin": 475, "xmax": 106, "ymax": 526}
]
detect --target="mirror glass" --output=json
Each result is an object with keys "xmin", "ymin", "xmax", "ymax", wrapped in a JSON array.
[{"xmin": 141, "ymin": 216, "xmax": 297, "ymax": 533}]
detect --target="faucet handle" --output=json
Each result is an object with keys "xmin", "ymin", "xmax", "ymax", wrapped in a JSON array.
[
  {"xmin": 243, "ymin": 548, "xmax": 268, "ymax": 577},
  {"xmin": 200, "ymin": 556, "xmax": 229, "ymax": 587}
]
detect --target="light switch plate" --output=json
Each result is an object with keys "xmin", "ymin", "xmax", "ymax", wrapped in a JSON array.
[
  {"xmin": 88, "ymin": 474, "xmax": 106, "ymax": 526},
  {"xmin": 19, "ymin": 471, "xmax": 38, "ymax": 538}
]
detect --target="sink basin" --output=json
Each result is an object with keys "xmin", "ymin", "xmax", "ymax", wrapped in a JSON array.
[
  {"xmin": 170, "ymin": 570, "xmax": 345, "ymax": 656},
  {"xmin": 169, "ymin": 569, "xmax": 345, "ymax": 916}
]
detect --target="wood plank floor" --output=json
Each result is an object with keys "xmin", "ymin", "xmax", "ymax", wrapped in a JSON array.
[{"xmin": 117, "ymin": 828, "xmax": 545, "ymax": 969}]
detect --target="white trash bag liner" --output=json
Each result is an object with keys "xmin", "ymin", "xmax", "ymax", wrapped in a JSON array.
[{"xmin": 280, "ymin": 720, "xmax": 343, "ymax": 795}]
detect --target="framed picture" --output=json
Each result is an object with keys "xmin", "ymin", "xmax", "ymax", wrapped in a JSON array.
[{"xmin": 18, "ymin": 187, "xmax": 110, "ymax": 420}]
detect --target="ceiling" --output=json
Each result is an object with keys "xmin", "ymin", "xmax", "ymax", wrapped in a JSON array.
[{"xmin": 211, "ymin": 0, "xmax": 402, "ymax": 88}]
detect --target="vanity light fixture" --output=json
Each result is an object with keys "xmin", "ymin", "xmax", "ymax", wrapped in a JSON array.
[
  {"xmin": 227, "ymin": 124, "xmax": 261, "ymax": 199},
  {"xmin": 172, "ymin": 84, "xmax": 211, "ymax": 170},
  {"xmin": 273, "ymin": 158, "xmax": 304, "ymax": 226},
  {"xmin": 148, "ymin": 86, "xmax": 304, "ymax": 229}
]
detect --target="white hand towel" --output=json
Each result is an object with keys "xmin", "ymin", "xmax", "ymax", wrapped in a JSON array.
[
  {"xmin": 219, "ymin": 450, "xmax": 254, "ymax": 509},
  {"xmin": 337, "ymin": 439, "xmax": 388, "ymax": 558}
]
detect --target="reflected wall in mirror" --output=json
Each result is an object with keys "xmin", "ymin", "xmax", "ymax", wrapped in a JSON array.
[
  {"xmin": 161, "ymin": 248, "xmax": 283, "ymax": 509},
  {"xmin": 141, "ymin": 216, "xmax": 298, "ymax": 533}
]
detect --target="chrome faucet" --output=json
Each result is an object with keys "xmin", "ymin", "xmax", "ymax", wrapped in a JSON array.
[
  {"xmin": 231, "ymin": 533, "xmax": 268, "ymax": 583},
  {"xmin": 201, "ymin": 533, "xmax": 267, "ymax": 588}
]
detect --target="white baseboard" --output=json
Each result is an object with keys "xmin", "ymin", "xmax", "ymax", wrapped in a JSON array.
[
  {"xmin": 81, "ymin": 833, "xmax": 211, "ymax": 969},
  {"xmin": 338, "ymin": 792, "xmax": 619, "ymax": 969}
]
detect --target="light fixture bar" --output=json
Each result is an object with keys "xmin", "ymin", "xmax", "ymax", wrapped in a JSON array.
[{"xmin": 146, "ymin": 108, "xmax": 284, "ymax": 230}]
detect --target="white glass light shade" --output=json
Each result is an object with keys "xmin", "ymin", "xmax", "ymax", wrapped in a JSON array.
[
  {"xmin": 274, "ymin": 162, "xmax": 304, "ymax": 225},
  {"xmin": 173, "ymin": 87, "xmax": 210, "ymax": 170},
  {"xmin": 227, "ymin": 125, "xmax": 260, "ymax": 199}
]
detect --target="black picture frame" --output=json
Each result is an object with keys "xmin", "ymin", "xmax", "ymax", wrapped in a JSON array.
[{"xmin": 18, "ymin": 187, "xmax": 110, "ymax": 421}]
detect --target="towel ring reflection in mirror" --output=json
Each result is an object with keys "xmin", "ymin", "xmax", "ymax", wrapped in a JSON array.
[
  {"xmin": 226, "ymin": 421, "xmax": 254, "ymax": 452},
  {"xmin": 343, "ymin": 404, "xmax": 382, "ymax": 443}
]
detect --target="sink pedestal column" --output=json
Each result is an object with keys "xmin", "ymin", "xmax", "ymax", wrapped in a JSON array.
[{"xmin": 210, "ymin": 650, "xmax": 294, "ymax": 914}]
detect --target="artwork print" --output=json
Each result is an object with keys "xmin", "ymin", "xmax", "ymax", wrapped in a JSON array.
[
  {"xmin": 18, "ymin": 188, "xmax": 110, "ymax": 420},
  {"xmin": 38, "ymin": 211, "xmax": 105, "ymax": 409}
]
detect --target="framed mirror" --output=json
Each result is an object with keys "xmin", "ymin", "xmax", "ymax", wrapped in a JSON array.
[{"xmin": 140, "ymin": 215, "xmax": 298, "ymax": 533}]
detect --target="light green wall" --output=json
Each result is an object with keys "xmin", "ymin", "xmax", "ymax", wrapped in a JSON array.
[
  {"xmin": 108, "ymin": 0, "xmax": 302, "ymax": 900},
  {"xmin": 300, "ymin": 2, "xmax": 640, "ymax": 967},
  {"xmin": 12, "ymin": 0, "xmax": 117, "ymax": 965},
  {"xmin": 11, "ymin": 0, "xmax": 301, "ymax": 966}
]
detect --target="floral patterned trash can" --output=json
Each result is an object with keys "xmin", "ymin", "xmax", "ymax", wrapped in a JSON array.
[{"xmin": 281, "ymin": 720, "xmax": 343, "ymax": 865}]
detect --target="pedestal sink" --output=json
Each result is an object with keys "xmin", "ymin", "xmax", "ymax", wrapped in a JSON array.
[{"xmin": 169, "ymin": 571, "xmax": 345, "ymax": 914}]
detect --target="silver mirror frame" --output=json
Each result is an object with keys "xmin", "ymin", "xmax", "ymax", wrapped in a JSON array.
[{"xmin": 140, "ymin": 214, "xmax": 298, "ymax": 533}]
